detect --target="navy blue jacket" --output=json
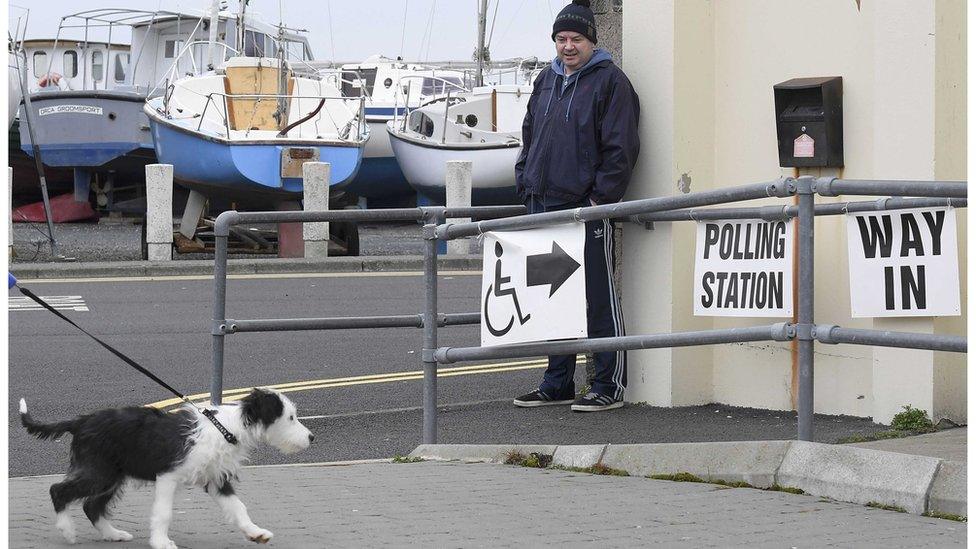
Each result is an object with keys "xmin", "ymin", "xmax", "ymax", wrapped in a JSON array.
[{"xmin": 515, "ymin": 50, "xmax": 640, "ymax": 207}]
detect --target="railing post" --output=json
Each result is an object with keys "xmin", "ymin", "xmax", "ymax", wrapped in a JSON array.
[
  {"xmin": 211, "ymin": 211, "xmax": 237, "ymax": 406},
  {"xmin": 795, "ymin": 176, "xmax": 816, "ymax": 441},
  {"xmin": 421, "ymin": 211, "xmax": 443, "ymax": 444}
]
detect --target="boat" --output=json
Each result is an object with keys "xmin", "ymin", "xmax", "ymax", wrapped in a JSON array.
[
  {"xmin": 144, "ymin": 53, "xmax": 367, "ymax": 207},
  {"xmin": 16, "ymin": 6, "xmax": 316, "ymax": 211},
  {"xmin": 385, "ymin": 0, "xmax": 539, "ymax": 206},
  {"xmin": 387, "ymin": 83, "xmax": 531, "ymax": 205},
  {"xmin": 319, "ymin": 56, "xmax": 468, "ymax": 207}
]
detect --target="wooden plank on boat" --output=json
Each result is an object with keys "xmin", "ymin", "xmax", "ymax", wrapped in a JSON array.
[{"xmin": 224, "ymin": 66, "xmax": 294, "ymax": 131}]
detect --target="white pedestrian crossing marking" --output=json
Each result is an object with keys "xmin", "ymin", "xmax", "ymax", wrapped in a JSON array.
[{"xmin": 8, "ymin": 295, "xmax": 89, "ymax": 312}]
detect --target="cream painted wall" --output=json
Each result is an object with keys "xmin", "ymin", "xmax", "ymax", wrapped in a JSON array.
[{"xmin": 622, "ymin": 0, "xmax": 966, "ymax": 423}]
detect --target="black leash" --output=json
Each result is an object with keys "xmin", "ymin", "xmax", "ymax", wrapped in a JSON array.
[{"xmin": 14, "ymin": 283, "xmax": 238, "ymax": 445}]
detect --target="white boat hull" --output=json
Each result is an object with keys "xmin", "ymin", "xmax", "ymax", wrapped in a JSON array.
[
  {"xmin": 387, "ymin": 127, "xmax": 521, "ymax": 205},
  {"xmin": 8, "ymin": 53, "xmax": 22, "ymax": 127}
]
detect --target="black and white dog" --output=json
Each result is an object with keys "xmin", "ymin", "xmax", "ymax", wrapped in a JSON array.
[{"xmin": 20, "ymin": 388, "xmax": 313, "ymax": 549}]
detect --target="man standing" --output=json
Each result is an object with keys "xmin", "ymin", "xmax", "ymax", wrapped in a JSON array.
[{"xmin": 513, "ymin": 0, "xmax": 640, "ymax": 412}]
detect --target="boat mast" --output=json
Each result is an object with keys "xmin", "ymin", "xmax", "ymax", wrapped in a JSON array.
[
  {"xmin": 206, "ymin": 0, "xmax": 220, "ymax": 70},
  {"xmin": 237, "ymin": 0, "xmax": 247, "ymax": 54},
  {"xmin": 476, "ymin": 0, "xmax": 487, "ymax": 87}
]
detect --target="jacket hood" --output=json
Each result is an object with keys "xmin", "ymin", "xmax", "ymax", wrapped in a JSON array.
[{"xmin": 550, "ymin": 48, "xmax": 613, "ymax": 79}]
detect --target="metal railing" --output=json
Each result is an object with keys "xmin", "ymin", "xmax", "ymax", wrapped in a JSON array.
[
  {"xmin": 172, "ymin": 92, "xmax": 368, "ymax": 142},
  {"xmin": 208, "ymin": 176, "xmax": 967, "ymax": 446}
]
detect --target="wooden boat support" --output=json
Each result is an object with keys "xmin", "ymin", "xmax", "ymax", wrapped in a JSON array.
[{"xmin": 171, "ymin": 217, "xmax": 359, "ymax": 256}]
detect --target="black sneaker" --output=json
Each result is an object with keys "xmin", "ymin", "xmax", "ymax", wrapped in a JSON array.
[
  {"xmin": 571, "ymin": 392, "xmax": 624, "ymax": 412},
  {"xmin": 513, "ymin": 389, "xmax": 575, "ymax": 408}
]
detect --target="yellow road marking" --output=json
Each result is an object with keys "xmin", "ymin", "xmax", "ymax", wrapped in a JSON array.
[
  {"xmin": 147, "ymin": 357, "xmax": 587, "ymax": 409},
  {"xmin": 21, "ymin": 271, "xmax": 481, "ymax": 284}
]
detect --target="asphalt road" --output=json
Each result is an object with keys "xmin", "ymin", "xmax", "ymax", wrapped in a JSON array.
[{"xmin": 9, "ymin": 273, "xmax": 887, "ymax": 477}]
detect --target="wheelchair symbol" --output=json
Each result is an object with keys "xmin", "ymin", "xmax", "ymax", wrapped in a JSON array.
[{"xmin": 484, "ymin": 241, "xmax": 531, "ymax": 337}]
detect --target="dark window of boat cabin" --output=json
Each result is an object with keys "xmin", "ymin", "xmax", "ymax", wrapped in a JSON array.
[
  {"xmin": 243, "ymin": 31, "xmax": 271, "ymax": 57},
  {"xmin": 114, "ymin": 53, "xmax": 129, "ymax": 83},
  {"xmin": 164, "ymin": 40, "xmax": 184, "ymax": 59},
  {"xmin": 409, "ymin": 112, "xmax": 434, "ymax": 138},
  {"xmin": 91, "ymin": 51, "xmax": 104, "ymax": 81},
  {"xmin": 32, "ymin": 51, "xmax": 47, "ymax": 77},
  {"xmin": 343, "ymin": 68, "xmax": 376, "ymax": 98},
  {"xmin": 63, "ymin": 51, "xmax": 78, "ymax": 78}
]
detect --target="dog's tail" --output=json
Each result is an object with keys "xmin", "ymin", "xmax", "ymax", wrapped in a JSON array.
[{"xmin": 19, "ymin": 398, "xmax": 78, "ymax": 441}]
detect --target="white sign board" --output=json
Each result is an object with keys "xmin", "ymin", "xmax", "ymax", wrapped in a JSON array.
[
  {"xmin": 846, "ymin": 207, "xmax": 960, "ymax": 317},
  {"xmin": 693, "ymin": 219, "xmax": 794, "ymax": 317},
  {"xmin": 38, "ymin": 105, "xmax": 103, "ymax": 116},
  {"xmin": 481, "ymin": 223, "xmax": 586, "ymax": 346}
]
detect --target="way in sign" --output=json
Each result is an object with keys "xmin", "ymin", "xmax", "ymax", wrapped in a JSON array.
[{"xmin": 8, "ymin": 295, "xmax": 89, "ymax": 312}]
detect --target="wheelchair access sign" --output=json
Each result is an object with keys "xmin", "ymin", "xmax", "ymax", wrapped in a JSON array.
[{"xmin": 481, "ymin": 223, "xmax": 587, "ymax": 347}]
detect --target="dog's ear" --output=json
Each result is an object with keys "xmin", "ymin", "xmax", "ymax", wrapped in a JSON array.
[{"xmin": 240, "ymin": 389, "xmax": 285, "ymax": 428}]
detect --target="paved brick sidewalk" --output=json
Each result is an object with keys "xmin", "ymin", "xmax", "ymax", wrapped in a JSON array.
[{"xmin": 10, "ymin": 461, "xmax": 965, "ymax": 548}]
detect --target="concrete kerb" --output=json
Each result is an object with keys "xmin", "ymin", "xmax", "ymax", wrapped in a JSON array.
[
  {"xmin": 776, "ymin": 440, "xmax": 941, "ymax": 514},
  {"xmin": 928, "ymin": 460, "xmax": 967, "ymax": 517},
  {"xmin": 410, "ymin": 441, "xmax": 963, "ymax": 517},
  {"xmin": 601, "ymin": 441, "xmax": 791, "ymax": 488}
]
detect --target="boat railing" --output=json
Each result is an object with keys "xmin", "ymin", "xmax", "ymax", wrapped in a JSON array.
[
  {"xmin": 391, "ymin": 74, "xmax": 471, "ymax": 134},
  {"xmin": 192, "ymin": 92, "xmax": 367, "ymax": 142},
  {"xmin": 151, "ymin": 41, "xmax": 242, "ymax": 98}
]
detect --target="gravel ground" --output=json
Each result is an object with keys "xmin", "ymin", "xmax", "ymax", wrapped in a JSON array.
[{"xmin": 10, "ymin": 218, "xmax": 485, "ymax": 263}]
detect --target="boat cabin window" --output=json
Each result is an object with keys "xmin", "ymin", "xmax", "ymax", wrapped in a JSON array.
[
  {"xmin": 164, "ymin": 39, "xmax": 184, "ymax": 59},
  {"xmin": 342, "ymin": 68, "xmax": 377, "ymax": 98},
  {"xmin": 409, "ymin": 112, "xmax": 435, "ymax": 138},
  {"xmin": 243, "ymin": 30, "xmax": 272, "ymax": 57},
  {"xmin": 421, "ymin": 76, "xmax": 463, "ymax": 96},
  {"xmin": 32, "ymin": 51, "xmax": 47, "ymax": 77},
  {"xmin": 282, "ymin": 40, "xmax": 308, "ymax": 63},
  {"xmin": 114, "ymin": 53, "xmax": 129, "ymax": 83},
  {"xmin": 63, "ymin": 51, "xmax": 78, "ymax": 78},
  {"xmin": 91, "ymin": 51, "xmax": 103, "ymax": 81}
]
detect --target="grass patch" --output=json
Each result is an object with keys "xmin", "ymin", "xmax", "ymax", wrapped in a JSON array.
[
  {"xmin": 922, "ymin": 511, "xmax": 967, "ymax": 522},
  {"xmin": 649, "ymin": 472, "xmax": 706, "ymax": 483},
  {"xmin": 890, "ymin": 405, "xmax": 935, "ymax": 432},
  {"xmin": 391, "ymin": 455, "xmax": 424, "ymax": 463},
  {"xmin": 767, "ymin": 484, "xmax": 805, "ymax": 495},
  {"xmin": 503, "ymin": 451, "xmax": 552, "ymax": 468},
  {"xmin": 648, "ymin": 472, "xmax": 755, "ymax": 489},
  {"xmin": 866, "ymin": 501, "xmax": 907, "ymax": 513},
  {"xmin": 555, "ymin": 464, "xmax": 629, "ymax": 476},
  {"xmin": 837, "ymin": 404, "xmax": 940, "ymax": 444},
  {"xmin": 712, "ymin": 479, "xmax": 755, "ymax": 489}
]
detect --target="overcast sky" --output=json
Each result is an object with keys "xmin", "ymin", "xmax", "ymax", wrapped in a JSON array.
[{"xmin": 8, "ymin": 0, "xmax": 566, "ymax": 63}]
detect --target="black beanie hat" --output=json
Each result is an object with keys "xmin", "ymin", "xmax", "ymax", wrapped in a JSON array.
[{"xmin": 551, "ymin": 0, "xmax": 597, "ymax": 44}]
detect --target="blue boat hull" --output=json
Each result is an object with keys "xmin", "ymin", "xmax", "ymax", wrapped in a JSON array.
[{"xmin": 149, "ymin": 116, "xmax": 364, "ymax": 206}]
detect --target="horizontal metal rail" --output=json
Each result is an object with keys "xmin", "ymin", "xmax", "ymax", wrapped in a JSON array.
[
  {"xmin": 222, "ymin": 313, "xmax": 480, "ymax": 334},
  {"xmin": 437, "ymin": 179, "xmax": 794, "ymax": 240},
  {"xmin": 434, "ymin": 324, "xmax": 794, "ymax": 364},
  {"xmin": 214, "ymin": 206, "xmax": 525, "ymax": 237},
  {"xmin": 813, "ymin": 178, "xmax": 967, "ymax": 198},
  {"xmin": 635, "ymin": 197, "xmax": 968, "ymax": 223},
  {"xmin": 814, "ymin": 325, "xmax": 966, "ymax": 353}
]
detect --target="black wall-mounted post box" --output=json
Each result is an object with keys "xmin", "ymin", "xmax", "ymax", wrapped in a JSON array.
[{"xmin": 773, "ymin": 76, "xmax": 843, "ymax": 168}]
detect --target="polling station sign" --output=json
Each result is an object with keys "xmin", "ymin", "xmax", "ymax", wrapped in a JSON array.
[
  {"xmin": 694, "ymin": 219, "xmax": 794, "ymax": 317},
  {"xmin": 481, "ymin": 223, "xmax": 587, "ymax": 347},
  {"xmin": 847, "ymin": 207, "xmax": 960, "ymax": 318}
]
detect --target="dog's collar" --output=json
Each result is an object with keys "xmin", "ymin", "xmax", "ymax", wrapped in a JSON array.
[{"xmin": 201, "ymin": 409, "xmax": 238, "ymax": 445}]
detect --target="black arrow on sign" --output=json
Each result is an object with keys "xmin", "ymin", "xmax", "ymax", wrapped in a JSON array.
[{"xmin": 526, "ymin": 242, "xmax": 581, "ymax": 297}]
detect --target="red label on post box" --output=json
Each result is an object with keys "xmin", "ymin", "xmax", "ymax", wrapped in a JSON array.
[{"xmin": 793, "ymin": 134, "xmax": 815, "ymax": 158}]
